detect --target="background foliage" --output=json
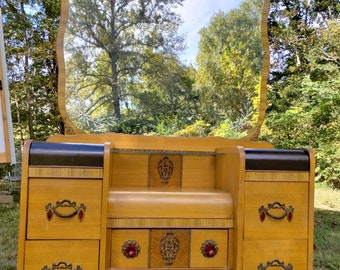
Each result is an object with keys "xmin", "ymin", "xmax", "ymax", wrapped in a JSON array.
[{"xmin": 262, "ymin": 0, "xmax": 340, "ymax": 188}]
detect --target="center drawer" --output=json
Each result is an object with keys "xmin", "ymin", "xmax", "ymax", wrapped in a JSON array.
[
  {"xmin": 27, "ymin": 178, "xmax": 102, "ymax": 239},
  {"xmin": 108, "ymin": 229, "xmax": 229, "ymax": 269}
]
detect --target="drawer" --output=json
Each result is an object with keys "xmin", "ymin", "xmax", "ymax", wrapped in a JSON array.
[
  {"xmin": 243, "ymin": 239, "xmax": 307, "ymax": 270},
  {"xmin": 24, "ymin": 240, "xmax": 99, "ymax": 270},
  {"xmin": 109, "ymin": 229, "xmax": 229, "ymax": 269},
  {"xmin": 110, "ymin": 229, "xmax": 149, "ymax": 269},
  {"xmin": 244, "ymin": 182, "xmax": 309, "ymax": 239},
  {"xmin": 27, "ymin": 179, "xmax": 102, "ymax": 239},
  {"xmin": 190, "ymin": 230, "xmax": 228, "ymax": 268}
]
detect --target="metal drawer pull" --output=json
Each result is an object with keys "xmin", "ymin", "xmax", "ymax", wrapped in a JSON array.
[
  {"xmin": 259, "ymin": 202, "xmax": 294, "ymax": 222},
  {"xmin": 257, "ymin": 259, "xmax": 293, "ymax": 269},
  {"xmin": 201, "ymin": 239, "xmax": 218, "ymax": 258},
  {"xmin": 45, "ymin": 199, "xmax": 86, "ymax": 221},
  {"xmin": 122, "ymin": 240, "xmax": 140, "ymax": 258},
  {"xmin": 41, "ymin": 261, "xmax": 83, "ymax": 270}
]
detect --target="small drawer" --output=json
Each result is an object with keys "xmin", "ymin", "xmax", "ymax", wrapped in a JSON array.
[
  {"xmin": 243, "ymin": 239, "xmax": 307, "ymax": 270},
  {"xmin": 244, "ymin": 182, "xmax": 309, "ymax": 239},
  {"xmin": 110, "ymin": 229, "xmax": 149, "ymax": 269},
  {"xmin": 24, "ymin": 240, "xmax": 99, "ymax": 270},
  {"xmin": 27, "ymin": 179, "xmax": 102, "ymax": 239},
  {"xmin": 190, "ymin": 230, "xmax": 228, "ymax": 268}
]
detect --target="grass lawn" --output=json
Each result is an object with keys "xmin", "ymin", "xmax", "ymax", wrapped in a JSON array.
[
  {"xmin": 0, "ymin": 183, "xmax": 339, "ymax": 269},
  {"xmin": 0, "ymin": 192, "xmax": 19, "ymax": 270},
  {"xmin": 313, "ymin": 183, "xmax": 340, "ymax": 270}
]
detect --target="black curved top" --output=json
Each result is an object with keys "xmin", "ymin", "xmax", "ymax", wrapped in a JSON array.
[
  {"xmin": 29, "ymin": 141, "xmax": 104, "ymax": 167},
  {"xmin": 245, "ymin": 148, "xmax": 310, "ymax": 171}
]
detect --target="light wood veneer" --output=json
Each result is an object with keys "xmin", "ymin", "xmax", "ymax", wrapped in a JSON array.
[{"xmin": 17, "ymin": 134, "xmax": 314, "ymax": 269}]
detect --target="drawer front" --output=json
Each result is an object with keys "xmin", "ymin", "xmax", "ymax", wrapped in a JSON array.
[
  {"xmin": 110, "ymin": 229, "xmax": 149, "ymax": 269},
  {"xmin": 243, "ymin": 239, "xmax": 307, "ymax": 270},
  {"xmin": 24, "ymin": 240, "xmax": 99, "ymax": 270},
  {"xmin": 244, "ymin": 182, "xmax": 309, "ymax": 239},
  {"xmin": 190, "ymin": 230, "xmax": 228, "ymax": 268},
  {"xmin": 108, "ymin": 229, "xmax": 229, "ymax": 269},
  {"xmin": 27, "ymin": 179, "xmax": 102, "ymax": 239}
]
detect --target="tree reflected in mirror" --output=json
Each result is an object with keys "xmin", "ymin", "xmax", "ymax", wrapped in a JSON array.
[{"xmin": 61, "ymin": 0, "xmax": 267, "ymax": 136}]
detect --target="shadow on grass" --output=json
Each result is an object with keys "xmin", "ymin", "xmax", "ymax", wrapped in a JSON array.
[{"xmin": 314, "ymin": 208, "xmax": 340, "ymax": 270}]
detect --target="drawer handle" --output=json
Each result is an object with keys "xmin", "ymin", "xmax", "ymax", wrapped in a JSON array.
[
  {"xmin": 257, "ymin": 259, "xmax": 293, "ymax": 269},
  {"xmin": 259, "ymin": 202, "xmax": 294, "ymax": 222},
  {"xmin": 201, "ymin": 240, "xmax": 218, "ymax": 258},
  {"xmin": 45, "ymin": 199, "xmax": 86, "ymax": 221},
  {"xmin": 122, "ymin": 240, "xmax": 140, "ymax": 258},
  {"xmin": 41, "ymin": 261, "xmax": 83, "ymax": 270}
]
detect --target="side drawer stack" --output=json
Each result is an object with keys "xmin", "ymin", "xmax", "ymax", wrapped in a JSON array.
[
  {"xmin": 17, "ymin": 141, "xmax": 108, "ymax": 270},
  {"xmin": 243, "ymin": 149, "xmax": 315, "ymax": 270}
]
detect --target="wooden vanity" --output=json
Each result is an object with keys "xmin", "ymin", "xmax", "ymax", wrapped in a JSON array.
[{"xmin": 17, "ymin": 133, "xmax": 315, "ymax": 269}]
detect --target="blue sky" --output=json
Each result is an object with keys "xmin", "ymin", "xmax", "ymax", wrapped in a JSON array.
[{"xmin": 177, "ymin": 0, "xmax": 244, "ymax": 64}]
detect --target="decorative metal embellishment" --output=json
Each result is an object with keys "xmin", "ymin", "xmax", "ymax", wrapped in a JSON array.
[
  {"xmin": 122, "ymin": 240, "xmax": 140, "ymax": 259},
  {"xmin": 41, "ymin": 261, "xmax": 82, "ymax": 270},
  {"xmin": 45, "ymin": 199, "xmax": 86, "ymax": 221},
  {"xmin": 157, "ymin": 156, "xmax": 174, "ymax": 183},
  {"xmin": 257, "ymin": 259, "xmax": 293, "ymax": 270},
  {"xmin": 259, "ymin": 202, "xmax": 294, "ymax": 222},
  {"xmin": 159, "ymin": 231, "xmax": 180, "ymax": 265},
  {"xmin": 201, "ymin": 240, "xmax": 218, "ymax": 258}
]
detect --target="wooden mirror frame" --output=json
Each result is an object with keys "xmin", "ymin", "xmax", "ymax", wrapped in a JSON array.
[
  {"xmin": 56, "ymin": 0, "xmax": 270, "ymax": 140},
  {"xmin": 0, "ymin": 9, "xmax": 15, "ymax": 164}
]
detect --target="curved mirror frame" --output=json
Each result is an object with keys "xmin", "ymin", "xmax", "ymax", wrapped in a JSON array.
[
  {"xmin": 57, "ymin": 0, "xmax": 270, "ymax": 139},
  {"xmin": 0, "ymin": 9, "xmax": 16, "ymax": 164}
]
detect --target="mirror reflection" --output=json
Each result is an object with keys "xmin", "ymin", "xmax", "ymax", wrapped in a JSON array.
[{"xmin": 61, "ymin": 0, "xmax": 267, "ymax": 137}]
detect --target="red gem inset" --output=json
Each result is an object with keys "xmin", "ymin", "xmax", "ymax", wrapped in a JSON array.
[
  {"xmin": 201, "ymin": 240, "xmax": 218, "ymax": 258},
  {"xmin": 205, "ymin": 244, "xmax": 217, "ymax": 257},
  {"xmin": 78, "ymin": 209, "xmax": 85, "ymax": 221},
  {"xmin": 122, "ymin": 240, "xmax": 140, "ymax": 259},
  {"xmin": 47, "ymin": 209, "xmax": 53, "ymax": 220},
  {"xmin": 125, "ymin": 245, "xmax": 137, "ymax": 257},
  {"xmin": 287, "ymin": 211, "xmax": 293, "ymax": 222},
  {"xmin": 260, "ymin": 210, "xmax": 266, "ymax": 222}
]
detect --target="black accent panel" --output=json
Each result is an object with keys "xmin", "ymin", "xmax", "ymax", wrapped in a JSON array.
[
  {"xmin": 245, "ymin": 148, "xmax": 310, "ymax": 171},
  {"xmin": 29, "ymin": 141, "xmax": 104, "ymax": 167}
]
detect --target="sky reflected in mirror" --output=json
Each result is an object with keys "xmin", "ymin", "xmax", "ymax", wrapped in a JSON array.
[{"xmin": 178, "ymin": 0, "xmax": 244, "ymax": 64}]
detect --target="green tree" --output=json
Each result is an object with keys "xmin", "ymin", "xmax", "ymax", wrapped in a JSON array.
[
  {"xmin": 263, "ymin": 0, "xmax": 340, "ymax": 188},
  {"xmin": 126, "ymin": 51, "xmax": 198, "ymax": 134},
  {"xmin": 195, "ymin": 0, "xmax": 264, "ymax": 136},
  {"xmin": 1, "ymin": 0, "xmax": 61, "ymax": 144},
  {"xmin": 65, "ymin": 0, "xmax": 185, "ymax": 132}
]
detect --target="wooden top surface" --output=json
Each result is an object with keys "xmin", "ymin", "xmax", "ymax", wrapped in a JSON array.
[{"xmin": 48, "ymin": 133, "xmax": 274, "ymax": 152}]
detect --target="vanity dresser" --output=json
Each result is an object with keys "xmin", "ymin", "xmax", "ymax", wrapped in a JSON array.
[
  {"xmin": 17, "ymin": 133, "xmax": 315, "ymax": 269},
  {"xmin": 16, "ymin": 0, "xmax": 315, "ymax": 268}
]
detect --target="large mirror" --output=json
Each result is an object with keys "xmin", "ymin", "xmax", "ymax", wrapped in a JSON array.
[{"xmin": 57, "ymin": 0, "xmax": 269, "ymax": 139}]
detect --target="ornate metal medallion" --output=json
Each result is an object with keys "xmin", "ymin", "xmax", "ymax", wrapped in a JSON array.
[
  {"xmin": 157, "ymin": 156, "xmax": 174, "ymax": 183},
  {"xmin": 159, "ymin": 231, "xmax": 180, "ymax": 265},
  {"xmin": 201, "ymin": 240, "xmax": 218, "ymax": 258},
  {"xmin": 121, "ymin": 240, "xmax": 140, "ymax": 259}
]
